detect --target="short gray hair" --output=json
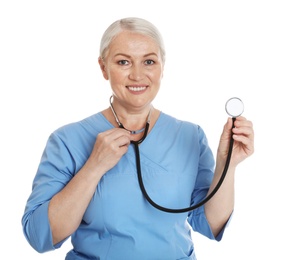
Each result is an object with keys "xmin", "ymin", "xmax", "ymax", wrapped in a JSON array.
[{"xmin": 99, "ymin": 17, "xmax": 166, "ymax": 63}]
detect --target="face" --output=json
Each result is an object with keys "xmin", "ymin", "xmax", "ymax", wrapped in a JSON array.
[{"xmin": 99, "ymin": 30, "xmax": 164, "ymax": 110}]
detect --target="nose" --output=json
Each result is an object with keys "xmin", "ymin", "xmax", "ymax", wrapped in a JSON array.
[{"xmin": 129, "ymin": 64, "xmax": 144, "ymax": 81}]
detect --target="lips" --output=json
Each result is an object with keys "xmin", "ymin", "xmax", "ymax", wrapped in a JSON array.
[{"xmin": 127, "ymin": 86, "xmax": 147, "ymax": 92}]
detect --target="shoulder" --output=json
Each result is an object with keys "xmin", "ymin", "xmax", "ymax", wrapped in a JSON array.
[
  {"xmin": 54, "ymin": 112, "xmax": 107, "ymax": 135},
  {"xmin": 156, "ymin": 112, "xmax": 208, "ymax": 142},
  {"xmin": 48, "ymin": 112, "xmax": 111, "ymax": 146},
  {"xmin": 159, "ymin": 112, "xmax": 200, "ymax": 131}
]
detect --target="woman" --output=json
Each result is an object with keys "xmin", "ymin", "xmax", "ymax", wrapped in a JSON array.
[{"xmin": 22, "ymin": 17, "xmax": 254, "ymax": 259}]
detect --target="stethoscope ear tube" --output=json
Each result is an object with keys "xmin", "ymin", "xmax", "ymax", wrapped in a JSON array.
[{"xmin": 134, "ymin": 118, "xmax": 236, "ymax": 213}]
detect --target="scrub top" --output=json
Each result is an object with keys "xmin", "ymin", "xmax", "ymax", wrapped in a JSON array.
[{"xmin": 22, "ymin": 112, "xmax": 230, "ymax": 260}]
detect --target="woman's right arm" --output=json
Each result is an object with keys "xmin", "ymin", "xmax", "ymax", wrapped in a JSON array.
[{"xmin": 48, "ymin": 128, "xmax": 131, "ymax": 244}]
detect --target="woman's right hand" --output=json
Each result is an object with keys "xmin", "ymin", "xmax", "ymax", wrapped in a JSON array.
[{"xmin": 86, "ymin": 128, "xmax": 131, "ymax": 176}]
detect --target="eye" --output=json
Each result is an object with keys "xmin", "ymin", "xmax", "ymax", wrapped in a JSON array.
[
  {"xmin": 118, "ymin": 60, "xmax": 129, "ymax": 65},
  {"xmin": 144, "ymin": 59, "xmax": 155, "ymax": 65}
]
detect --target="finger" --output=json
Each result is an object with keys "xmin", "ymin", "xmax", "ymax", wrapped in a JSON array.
[
  {"xmin": 103, "ymin": 127, "xmax": 131, "ymax": 138},
  {"xmin": 232, "ymin": 117, "xmax": 255, "ymax": 155},
  {"xmin": 233, "ymin": 118, "xmax": 254, "ymax": 138},
  {"xmin": 104, "ymin": 129, "xmax": 131, "ymax": 151},
  {"xmin": 222, "ymin": 117, "xmax": 234, "ymax": 139},
  {"xmin": 233, "ymin": 134, "xmax": 254, "ymax": 156},
  {"xmin": 232, "ymin": 125, "xmax": 254, "ymax": 136},
  {"xmin": 233, "ymin": 116, "xmax": 253, "ymax": 128},
  {"xmin": 114, "ymin": 134, "xmax": 131, "ymax": 148},
  {"xmin": 99, "ymin": 128, "xmax": 131, "ymax": 144}
]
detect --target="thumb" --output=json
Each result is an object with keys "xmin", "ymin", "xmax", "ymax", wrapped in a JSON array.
[{"xmin": 223, "ymin": 117, "xmax": 234, "ymax": 140}]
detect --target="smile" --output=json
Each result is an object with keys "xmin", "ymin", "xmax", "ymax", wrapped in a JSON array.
[{"xmin": 127, "ymin": 86, "xmax": 147, "ymax": 92}]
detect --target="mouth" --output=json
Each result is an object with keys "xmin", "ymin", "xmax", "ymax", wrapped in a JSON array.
[{"xmin": 127, "ymin": 85, "xmax": 147, "ymax": 92}]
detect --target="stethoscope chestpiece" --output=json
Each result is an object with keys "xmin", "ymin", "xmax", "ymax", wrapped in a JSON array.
[{"xmin": 225, "ymin": 97, "xmax": 244, "ymax": 118}]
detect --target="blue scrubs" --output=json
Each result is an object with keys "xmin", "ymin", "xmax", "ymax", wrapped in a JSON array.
[{"xmin": 22, "ymin": 112, "xmax": 230, "ymax": 259}]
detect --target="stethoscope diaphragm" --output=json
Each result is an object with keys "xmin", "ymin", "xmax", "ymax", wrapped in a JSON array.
[{"xmin": 225, "ymin": 97, "xmax": 244, "ymax": 117}]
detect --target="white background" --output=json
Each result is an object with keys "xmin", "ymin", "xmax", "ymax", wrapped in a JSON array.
[{"xmin": 1, "ymin": 0, "xmax": 282, "ymax": 259}]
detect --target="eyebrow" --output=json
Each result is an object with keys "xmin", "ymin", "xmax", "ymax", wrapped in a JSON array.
[{"xmin": 114, "ymin": 52, "xmax": 158, "ymax": 58}]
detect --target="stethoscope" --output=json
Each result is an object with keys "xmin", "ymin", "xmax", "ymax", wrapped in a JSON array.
[{"xmin": 110, "ymin": 96, "xmax": 244, "ymax": 213}]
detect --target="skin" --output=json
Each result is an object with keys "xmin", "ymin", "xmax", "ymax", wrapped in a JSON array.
[
  {"xmin": 48, "ymin": 30, "xmax": 254, "ymax": 245},
  {"xmin": 99, "ymin": 31, "xmax": 164, "ymax": 139}
]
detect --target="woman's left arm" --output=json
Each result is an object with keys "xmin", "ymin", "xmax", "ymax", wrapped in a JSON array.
[{"xmin": 204, "ymin": 116, "xmax": 254, "ymax": 237}]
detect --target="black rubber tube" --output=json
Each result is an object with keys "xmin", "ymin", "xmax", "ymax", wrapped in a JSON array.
[{"xmin": 133, "ymin": 118, "xmax": 236, "ymax": 213}]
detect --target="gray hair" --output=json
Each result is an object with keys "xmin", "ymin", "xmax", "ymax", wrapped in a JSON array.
[{"xmin": 99, "ymin": 17, "xmax": 166, "ymax": 63}]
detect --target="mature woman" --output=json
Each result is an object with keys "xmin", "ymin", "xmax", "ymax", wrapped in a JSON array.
[{"xmin": 22, "ymin": 17, "xmax": 254, "ymax": 259}]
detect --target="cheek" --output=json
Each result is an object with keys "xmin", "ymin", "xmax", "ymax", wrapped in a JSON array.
[
  {"xmin": 150, "ymin": 70, "xmax": 163, "ymax": 83},
  {"xmin": 108, "ymin": 69, "xmax": 127, "ymax": 85}
]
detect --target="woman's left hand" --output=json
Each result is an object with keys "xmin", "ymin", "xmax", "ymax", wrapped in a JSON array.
[{"xmin": 217, "ymin": 116, "xmax": 254, "ymax": 168}]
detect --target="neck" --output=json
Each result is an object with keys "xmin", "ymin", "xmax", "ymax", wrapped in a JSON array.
[{"xmin": 109, "ymin": 95, "xmax": 152, "ymax": 134}]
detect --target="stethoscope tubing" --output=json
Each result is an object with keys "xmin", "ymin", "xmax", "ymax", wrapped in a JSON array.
[{"xmin": 132, "ymin": 118, "xmax": 236, "ymax": 213}]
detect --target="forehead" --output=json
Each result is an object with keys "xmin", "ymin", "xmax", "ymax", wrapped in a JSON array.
[{"xmin": 108, "ymin": 30, "xmax": 160, "ymax": 56}]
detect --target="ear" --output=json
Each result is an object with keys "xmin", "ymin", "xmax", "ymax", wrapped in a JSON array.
[{"xmin": 98, "ymin": 57, "xmax": 109, "ymax": 80}]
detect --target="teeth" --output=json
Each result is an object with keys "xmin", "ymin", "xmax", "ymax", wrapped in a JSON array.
[{"xmin": 128, "ymin": 86, "xmax": 146, "ymax": 91}]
